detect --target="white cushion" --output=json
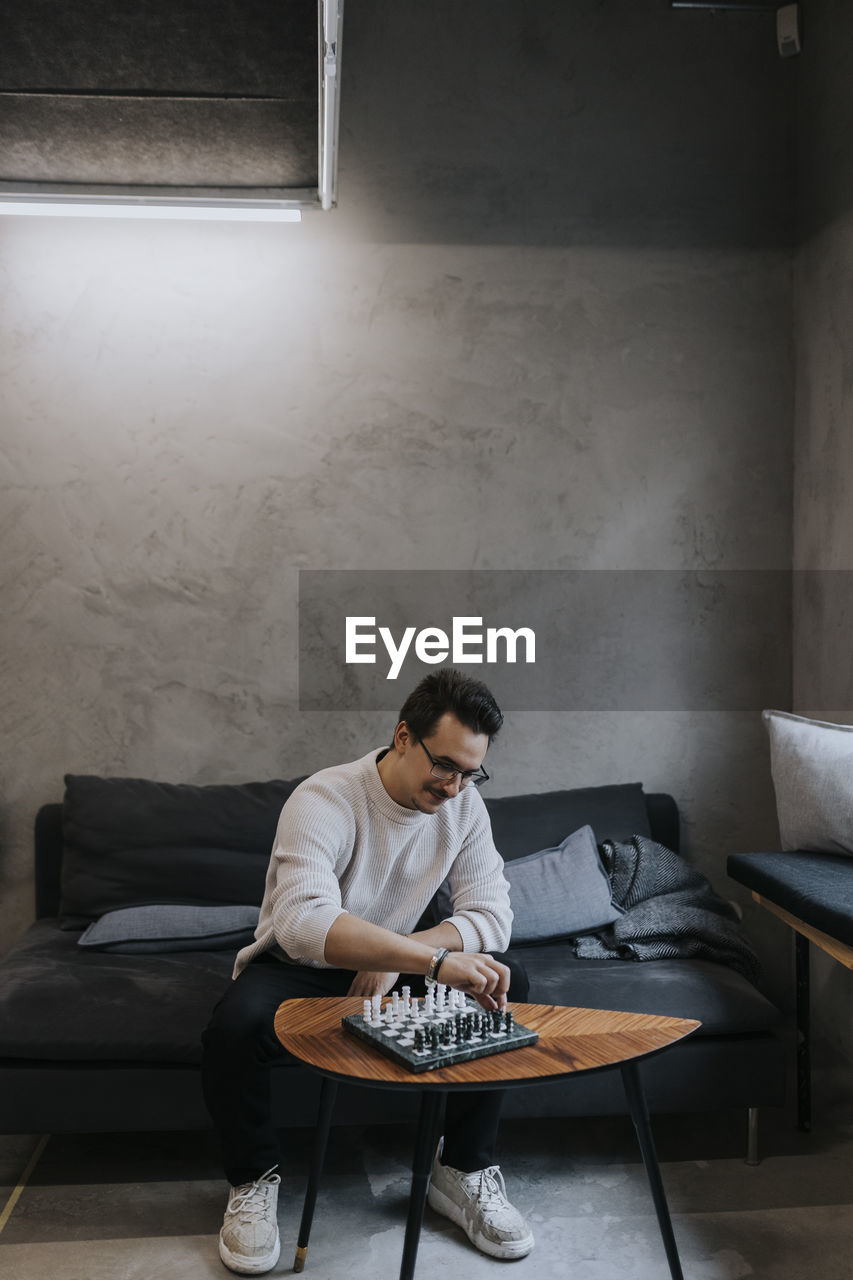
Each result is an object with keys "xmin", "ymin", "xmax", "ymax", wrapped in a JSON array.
[{"xmin": 763, "ymin": 709, "xmax": 853, "ymax": 855}]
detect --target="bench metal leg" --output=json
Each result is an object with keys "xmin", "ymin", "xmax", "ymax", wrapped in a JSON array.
[
  {"xmin": 621, "ymin": 1061, "xmax": 685, "ymax": 1280},
  {"xmin": 796, "ymin": 933, "xmax": 811, "ymax": 1132},
  {"xmin": 294, "ymin": 1077, "xmax": 338, "ymax": 1272},
  {"xmin": 746, "ymin": 1107, "xmax": 759, "ymax": 1165}
]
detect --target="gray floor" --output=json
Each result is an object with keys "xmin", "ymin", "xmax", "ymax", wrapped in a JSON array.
[{"xmin": 2, "ymin": 1057, "xmax": 853, "ymax": 1280}]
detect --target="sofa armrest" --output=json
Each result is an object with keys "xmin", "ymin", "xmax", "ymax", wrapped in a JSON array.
[{"xmin": 35, "ymin": 803, "xmax": 63, "ymax": 919}]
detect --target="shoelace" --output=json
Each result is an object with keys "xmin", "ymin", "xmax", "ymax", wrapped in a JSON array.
[
  {"xmin": 227, "ymin": 1165, "xmax": 281, "ymax": 1220},
  {"xmin": 461, "ymin": 1165, "xmax": 509, "ymax": 1212}
]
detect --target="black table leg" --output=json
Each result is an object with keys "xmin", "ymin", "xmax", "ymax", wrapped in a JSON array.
[
  {"xmin": 399, "ymin": 1090, "xmax": 446, "ymax": 1280},
  {"xmin": 796, "ymin": 932, "xmax": 811, "ymax": 1132},
  {"xmin": 294, "ymin": 1077, "xmax": 338, "ymax": 1273},
  {"xmin": 621, "ymin": 1061, "xmax": 685, "ymax": 1280}
]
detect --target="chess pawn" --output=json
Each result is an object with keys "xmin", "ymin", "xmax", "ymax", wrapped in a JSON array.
[{"xmin": 381, "ymin": 1002, "xmax": 399, "ymax": 1037}]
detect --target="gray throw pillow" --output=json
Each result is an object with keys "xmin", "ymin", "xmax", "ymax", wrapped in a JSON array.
[
  {"xmin": 78, "ymin": 904, "xmax": 260, "ymax": 953},
  {"xmin": 764, "ymin": 709, "xmax": 853, "ymax": 856},
  {"xmin": 504, "ymin": 825, "xmax": 623, "ymax": 943}
]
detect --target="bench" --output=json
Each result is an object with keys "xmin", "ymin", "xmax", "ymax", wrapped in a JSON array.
[{"xmin": 727, "ymin": 850, "xmax": 853, "ymax": 1130}]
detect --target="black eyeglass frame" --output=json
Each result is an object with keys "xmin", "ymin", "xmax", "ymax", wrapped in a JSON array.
[{"xmin": 416, "ymin": 738, "xmax": 490, "ymax": 788}]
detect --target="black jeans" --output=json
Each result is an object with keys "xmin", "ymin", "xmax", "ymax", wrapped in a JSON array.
[{"xmin": 201, "ymin": 951, "xmax": 529, "ymax": 1186}]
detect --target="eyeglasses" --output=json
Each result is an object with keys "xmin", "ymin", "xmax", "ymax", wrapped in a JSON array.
[{"xmin": 417, "ymin": 739, "xmax": 489, "ymax": 789}]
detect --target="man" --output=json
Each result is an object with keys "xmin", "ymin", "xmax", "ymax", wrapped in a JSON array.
[{"xmin": 202, "ymin": 667, "xmax": 533, "ymax": 1274}]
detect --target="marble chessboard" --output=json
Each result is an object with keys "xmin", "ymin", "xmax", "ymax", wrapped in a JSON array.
[{"xmin": 341, "ymin": 984, "xmax": 539, "ymax": 1073}]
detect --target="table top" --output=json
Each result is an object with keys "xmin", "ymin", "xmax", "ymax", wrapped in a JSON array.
[{"xmin": 275, "ymin": 998, "xmax": 700, "ymax": 1091}]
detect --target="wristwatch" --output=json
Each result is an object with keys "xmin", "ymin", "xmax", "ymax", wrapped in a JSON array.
[{"xmin": 426, "ymin": 948, "xmax": 450, "ymax": 984}]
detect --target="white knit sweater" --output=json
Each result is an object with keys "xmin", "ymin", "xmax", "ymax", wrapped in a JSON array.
[{"xmin": 233, "ymin": 748, "xmax": 512, "ymax": 977}]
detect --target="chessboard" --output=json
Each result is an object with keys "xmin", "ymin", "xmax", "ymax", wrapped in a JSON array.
[{"xmin": 341, "ymin": 984, "xmax": 538, "ymax": 1073}]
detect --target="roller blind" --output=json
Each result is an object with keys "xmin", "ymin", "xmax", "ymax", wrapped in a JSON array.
[{"xmin": 0, "ymin": 0, "xmax": 326, "ymax": 203}]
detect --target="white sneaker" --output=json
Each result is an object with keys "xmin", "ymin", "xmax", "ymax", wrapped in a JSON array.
[
  {"xmin": 219, "ymin": 1166, "xmax": 282, "ymax": 1275},
  {"xmin": 428, "ymin": 1152, "xmax": 534, "ymax": 1260}
]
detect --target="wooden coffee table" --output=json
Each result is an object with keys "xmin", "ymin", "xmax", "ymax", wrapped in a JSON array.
[{"xmin": 275, "ymin": 998, "xmax": 700, "ymax": 1280}]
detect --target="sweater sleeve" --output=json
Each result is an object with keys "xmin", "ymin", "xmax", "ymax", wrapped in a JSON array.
[
  {"xmin": 266, "ymin": 781, "xmax": 354, "ymax": 964},
  {"xmin": 442, "ymin": 795, "xmax": 513, "ymax": 954}
]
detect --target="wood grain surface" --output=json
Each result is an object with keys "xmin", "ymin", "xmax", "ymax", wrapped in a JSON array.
[
  {"xmin": 752, "ymin": 891, "xmax": 853, "ymax": 970},
  {"xmin": 275, "ymin": 999, "xmax": 700, "ymax": 1089}
]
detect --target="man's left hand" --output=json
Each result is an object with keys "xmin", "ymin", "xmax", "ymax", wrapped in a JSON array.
[{"xmin": 347, "ymin": 970, "xmax": 399, "ymax": 999}]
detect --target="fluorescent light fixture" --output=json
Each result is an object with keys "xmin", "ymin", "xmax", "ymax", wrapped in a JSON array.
[{"xmin": 0, "ymin": 200, "xmax": 302, "ymax": 222}]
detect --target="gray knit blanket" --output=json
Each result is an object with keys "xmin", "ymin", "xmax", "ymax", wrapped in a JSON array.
[{"xmin": 568, "ymin": 835, "xmax": 761, "ymax": 985}]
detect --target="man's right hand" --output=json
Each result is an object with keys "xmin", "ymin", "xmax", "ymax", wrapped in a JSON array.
[{"xmin": 437, "ymin": 951, "xmax": 510, "ymax": 1011}]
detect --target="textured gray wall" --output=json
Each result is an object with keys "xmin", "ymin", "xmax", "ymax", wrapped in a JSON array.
[
  {"xmin": 793, "ymin": 0, "xmax": 853, "ymax": 1059},
  {"xmin": 1, "ymin": 2, "xmax": 794, "ymax": 989}
]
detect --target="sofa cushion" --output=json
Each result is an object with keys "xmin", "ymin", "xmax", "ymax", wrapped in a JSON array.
[
  {"xmin": 512, "ymin": 943, "xmax": 781, "ymax": 1037},
  {"xmin": 763, "ymin": 709, "xmax": 853, "ymax": 855},
  {"xmin": 728, "ymin": 850, "xmax": 853, "ymax": 948},
  {"xmin": 485, "ymin": 782, "xmax": 651, "ymax": 863},
  {"xmin": 0, "ymin": 920, "xmax": 236, "ymax": 1063},
  {"xmin": 503, "ymin": 826, "xmax": 622, "ymax": 942},
  {"xmin": 59, "ymin": 774, "xmax": 304, "ymax": 926},
  {"xmin": 78, "ymin": 904, "xmax": 261, "ymax": 953}
]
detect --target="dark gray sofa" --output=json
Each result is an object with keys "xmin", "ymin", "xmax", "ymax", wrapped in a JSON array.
[{"xmin": 0, "ymin": 775, "xmax": 786, "ymax": 1151}]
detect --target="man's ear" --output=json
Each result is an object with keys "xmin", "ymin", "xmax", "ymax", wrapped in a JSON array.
[{"xmin": 392, "ymin": 720, "xmax": 411, "ymax": 752}]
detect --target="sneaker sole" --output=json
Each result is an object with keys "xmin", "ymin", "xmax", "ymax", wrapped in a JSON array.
[
  {"xmin": 427, "ymin": 1183, "xmax": 534, "ymax": 1260},
  {"xmin": 219, "ymin": 1230, "xmax": 281, "ymax": 1275}
]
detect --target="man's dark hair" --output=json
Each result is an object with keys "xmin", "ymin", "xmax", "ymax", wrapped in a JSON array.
[{"xmin": 396, "ymin": 668, "xmax": 504, "ymax": 744}]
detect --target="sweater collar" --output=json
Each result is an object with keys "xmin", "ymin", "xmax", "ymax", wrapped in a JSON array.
[{"xmin": 361, "ymin": 748, "xmax": 431, "ymax": 825}]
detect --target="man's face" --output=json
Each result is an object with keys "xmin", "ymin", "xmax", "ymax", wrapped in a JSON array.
[{"xmin": 394, "ymin": 712, "xmax": 489, "ymax": 813}]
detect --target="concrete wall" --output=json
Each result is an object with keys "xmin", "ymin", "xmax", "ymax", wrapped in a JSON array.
[
  {"xmin": 1, "ymin": 3, "xmax": 794, "ymax": 985},
  {"xmin": 793, "ymin": 0, "xmax": 853, "ymax": 1059}
]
